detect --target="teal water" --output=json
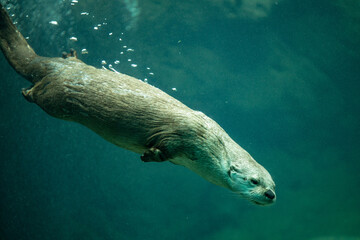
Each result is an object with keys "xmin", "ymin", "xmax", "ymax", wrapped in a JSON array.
[{"xmin": 0, "ymin": 0, "xmax": 359, "ymax": 239}]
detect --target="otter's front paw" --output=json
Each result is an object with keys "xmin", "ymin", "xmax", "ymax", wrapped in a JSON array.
[
  {"xmin": 21, "ymin": 86, "xmax": 34, "ymax": 103},
  {"xmin": 141, "ymin": 147, "xmax": 167, "ymax": 162}
]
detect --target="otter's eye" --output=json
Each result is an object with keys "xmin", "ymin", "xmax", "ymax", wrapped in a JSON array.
[{"xmin": 251, "ymin": 179, "xmax": 259, "ymax": 185}]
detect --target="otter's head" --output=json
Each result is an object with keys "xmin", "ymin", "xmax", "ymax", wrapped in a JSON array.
[
  {"xmin": 173, "ymin": 111, "xmax": 276, "ymax": 206},
  {"xmin": 226, "ymin": 156, "xmax": 276, "ymax": 206},
  {"xmin": 179, "ymin": 133, "xmax": 276, "ymax": 206}
]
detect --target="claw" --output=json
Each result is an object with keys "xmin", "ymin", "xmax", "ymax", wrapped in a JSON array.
[
  {"xmin": 69, "ymin": 48, "xmax": 77, "ymax": 58},
  {"xmin": 21, "ymin": 86, "xmax": 34, "ymax": 103}
]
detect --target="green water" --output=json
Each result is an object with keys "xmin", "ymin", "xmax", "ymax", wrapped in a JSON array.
[{"xmin": 0, "ymin": 0, "xmax": 359, "ymax": 239}]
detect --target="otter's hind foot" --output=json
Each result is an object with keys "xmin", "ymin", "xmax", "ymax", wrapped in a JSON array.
[
  {"xmin": 141, "ymin": 147, "xmax": 167, "ymax": 162},
  {"xmin": 62, "ymin": 48, "xmax": 78, "ymax": 59}
]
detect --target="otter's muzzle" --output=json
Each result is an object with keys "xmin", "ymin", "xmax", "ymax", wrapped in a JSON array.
[{"xmin": 264, "ymin": 189, "xmax": 276, "ymax": 200}]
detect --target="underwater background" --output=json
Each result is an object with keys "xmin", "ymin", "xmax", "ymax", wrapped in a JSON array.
[{"xmin": 0, "ymin": 0, "xmax": 359, "ymax": 239}]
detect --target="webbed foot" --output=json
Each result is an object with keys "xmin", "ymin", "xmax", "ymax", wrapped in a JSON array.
[
  {"xmin": 62, "ymin": 48, "xmax": 78, "ymax": 59},
  {"xmin": 141, "ymin": 147, "xmax": 167, "ymax": 162}
]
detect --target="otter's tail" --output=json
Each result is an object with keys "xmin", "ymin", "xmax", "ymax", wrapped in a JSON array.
[{"xmin": 0, "ymin": 4, "xmax": 37, "ymax": 81}]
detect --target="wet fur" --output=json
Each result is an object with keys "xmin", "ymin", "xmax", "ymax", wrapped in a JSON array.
[{"xmin": 0, "ymin": 4, "xmax": 275, "ymax": 205}]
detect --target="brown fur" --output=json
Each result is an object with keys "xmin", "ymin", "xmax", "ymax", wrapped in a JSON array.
[{"xmin": 0, "ymin": 4, "xmax": 276, "ymax": 204}]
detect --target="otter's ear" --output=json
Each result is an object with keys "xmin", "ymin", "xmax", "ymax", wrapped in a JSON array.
[
  {"xmin": 227, "ymin": 169, "xmax": 232, "ymax": 177},
  {"xmin": 228, "ymin": 166, "xmax": 241, "ymax": 177}
]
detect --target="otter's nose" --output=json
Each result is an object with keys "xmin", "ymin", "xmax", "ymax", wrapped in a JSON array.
[{"xmin": 265, "ymin": 190, "xmax": 275, "ymax": 200}]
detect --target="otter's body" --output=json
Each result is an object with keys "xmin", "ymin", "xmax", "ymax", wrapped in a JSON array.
[
  {"xmin": 0, "ymin": 4, "xmax": 276, "ymax": 205},
  {"xmin": 24, "ymin": 56, "xmax": 189, "ymax": 155}
]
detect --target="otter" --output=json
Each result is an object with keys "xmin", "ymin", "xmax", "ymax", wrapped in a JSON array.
[{"xmin": 0, "ymin": 4, "xmax": 276, "ymax": 205}]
